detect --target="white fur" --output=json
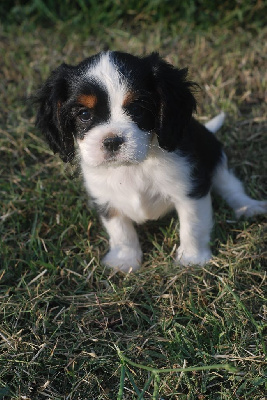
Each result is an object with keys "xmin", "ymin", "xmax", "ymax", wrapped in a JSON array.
[
  {"xmin": 176, "ymin": 194, "xmax": 213, "ymax": 266},
  {"xmin": 75, "ymin": 55, "xmax": 266, "ymax": 273},
  {"xmin": 87, "ymin": 52, "xmax": 128, "ymax": 121},
  {"xmin": 101, "ymin": 214, "xmax": 142, "ymax": 272},
  {"xmin": 77, "ymin": 120, "xmax": 152, "ymax": 167},
  {"xmin": 81, "ymin": 145, "xmax": 211, "ymax": 271},
  {"xmin": 81, "ymin": 141, "xmax": 190, "ymax": 223}
]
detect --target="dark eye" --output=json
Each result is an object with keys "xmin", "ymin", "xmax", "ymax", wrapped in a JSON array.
[
  {"xmin": 127, "ymin": 102, "xmax": 145, "ymax": 118},
  {"xmin": 79, "ymin": 110, "xmax": 91, "ymax": 122}
]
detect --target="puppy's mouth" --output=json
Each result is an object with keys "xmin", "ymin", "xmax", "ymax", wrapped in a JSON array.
[{"xmin": 103, "ymin": 154, "xmax": 138, "ymax": 167}]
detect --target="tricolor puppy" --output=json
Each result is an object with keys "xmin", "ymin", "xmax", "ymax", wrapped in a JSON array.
[{"xmin": 35, "ymin": 51, "xmax": 267, "ymax": 272}]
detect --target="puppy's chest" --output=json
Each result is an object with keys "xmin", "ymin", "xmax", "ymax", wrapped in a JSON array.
[
  {"xmin": 117, "ymin": 185, "xmax": 172, "ymax": 222},
  {"xmin": 85, "ymin": 167, "xmax": 172, "ymax": 223}
]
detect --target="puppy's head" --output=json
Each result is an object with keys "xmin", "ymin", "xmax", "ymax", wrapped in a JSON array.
[{"xmin": 35, "ymin": 51, "xmax": 197, "ymax": 166}]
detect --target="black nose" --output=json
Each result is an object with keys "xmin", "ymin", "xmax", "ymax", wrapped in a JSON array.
[{"xmin": 103, "ymin": 136, "xmax": 125, "ymax": 153}]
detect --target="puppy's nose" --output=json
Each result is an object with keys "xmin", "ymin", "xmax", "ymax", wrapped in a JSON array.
[{"xmin": 103, "ymin": 136, "xmax": 125, "ymax": 153}]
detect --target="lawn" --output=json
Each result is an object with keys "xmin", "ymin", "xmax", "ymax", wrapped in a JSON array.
[{"xmin": 0, "ymin": 3, "xmax": 266, "ymax": 399}]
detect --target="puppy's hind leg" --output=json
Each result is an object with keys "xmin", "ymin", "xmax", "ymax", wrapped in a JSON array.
[{"xmin": 212, "ymin": 154, "xmax": 267, "ymax": 218}]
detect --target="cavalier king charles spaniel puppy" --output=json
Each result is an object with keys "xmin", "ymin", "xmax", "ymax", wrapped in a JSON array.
[{"xmin": 35, "ymin": 51, "xmax": 267, "ymax": 272}]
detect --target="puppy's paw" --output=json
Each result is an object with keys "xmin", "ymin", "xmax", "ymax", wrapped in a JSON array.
[
  {"xmin": 235, "ymin": 200, "xmax": 267, "ymax": 218},
  {"xmin": 102, "ymin": 246, "xmax": 142, "ymax": 273},
  {"xmin": 176, "ymin": 246, "xmax": 212, "ymax": 267}
]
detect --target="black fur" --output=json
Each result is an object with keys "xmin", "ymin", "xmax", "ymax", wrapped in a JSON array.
[
  {"xmin": 113, "ymin": 51, "xmax": 198, "ymax": 149},
  {"xmin": 147, "ymin": 52, "xmax": 198, "ymax": 152},
  {"xmin": 34, "ymin": 64, "xmax": 75, "ymax": 162}
]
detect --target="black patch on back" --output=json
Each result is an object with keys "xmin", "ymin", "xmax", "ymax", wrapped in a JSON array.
[{"xmin": 181, "ymin": 119, "xmax": 223, "ymax": 198}]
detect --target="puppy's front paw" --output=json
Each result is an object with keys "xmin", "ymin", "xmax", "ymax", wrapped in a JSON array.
[
  {"xmin": 102, "ymin": 246, "xmax": 142, "ymax": 273},
  {"xmin": 176, "ymin": 246, "xmax": 212, "ymax": 267}
]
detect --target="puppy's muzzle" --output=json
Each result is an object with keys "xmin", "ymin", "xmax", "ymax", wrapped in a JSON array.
[{"xmin": 103, "ymin": 136, "xmax": 125, "ymax": 153}]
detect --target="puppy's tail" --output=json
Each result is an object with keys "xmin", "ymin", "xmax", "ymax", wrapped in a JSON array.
[
  {"xmin": 213, "ymin": 154, "xmax": 267, "ymax": 218},
  {"xmin": 208, "ymin": 112, "xmax": 267, "ymax": 217},
  {"xmin": 205, "ymin": 112, "xmax": 226, "ymax": 133}
]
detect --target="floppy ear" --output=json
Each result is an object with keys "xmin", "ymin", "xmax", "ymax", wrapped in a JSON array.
[
  {"xmin": 147, "ymin": 53, "xmax": 197, "ymax": 152},
  {"xmin": 34, "ymin": 64, "xmax": 75, "ymax": 162}
]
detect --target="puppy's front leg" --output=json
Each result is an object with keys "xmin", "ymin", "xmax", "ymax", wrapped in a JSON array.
[
  {"xmin": 101, "ymin": 214, "xmax": 142, "ymax": 272},
  {"xmin": 176, "ymin": 194, "xmax": 213, "ymax": 266}
]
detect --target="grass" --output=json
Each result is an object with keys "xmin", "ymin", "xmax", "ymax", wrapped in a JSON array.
[
  {"xmin": 1, "ymin": 0, "xmax": 266, "ymax": 33},
  {"xmin": 0, "ymin": 8, "xmax": 267, "ymax": 400}
]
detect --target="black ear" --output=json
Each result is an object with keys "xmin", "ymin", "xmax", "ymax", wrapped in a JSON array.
[
  {"xmin": 34, "ymin": 64, "xmax": 75, "ymax": 162},
  {"xmin": 147, "ymin": 53, "xmax": 197, "ymax": 152}
]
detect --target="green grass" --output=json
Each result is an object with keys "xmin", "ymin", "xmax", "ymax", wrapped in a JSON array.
[
  {"xmin": 0, "ymin": 8, "xmax": 267, "ymax": 400},
  {"xmin": 1, "ymin": 0, "xmax": 266, "ymax": 33}
]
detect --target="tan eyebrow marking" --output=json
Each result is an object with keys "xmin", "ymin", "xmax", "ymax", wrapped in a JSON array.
[
  {"xmin": 77, "ymin": 94, "xmax": 97, "ymax": 108},
  {"xmin": 122, "ymin": 92, "xmax": 136, "ymax": 107}
]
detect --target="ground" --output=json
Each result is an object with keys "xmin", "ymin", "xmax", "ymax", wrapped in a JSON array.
[{"xmin": 0, "ymin": 18, "xmax": 266, "ymax": 400}]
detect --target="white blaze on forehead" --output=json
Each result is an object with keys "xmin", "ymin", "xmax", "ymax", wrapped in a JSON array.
[{"xmin": 87, "ymin": 52, "xmax": 128, "ymax": 120}]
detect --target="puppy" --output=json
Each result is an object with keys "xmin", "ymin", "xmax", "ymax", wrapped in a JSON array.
[{"xmin": 35, "ymin": 51, "xmax": 267, "ymax": 272}]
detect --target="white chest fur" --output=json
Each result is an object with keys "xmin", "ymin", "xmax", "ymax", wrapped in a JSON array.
[{"xmin": 81, "ymin": 151, "xmax": 190, "ymax": 223}]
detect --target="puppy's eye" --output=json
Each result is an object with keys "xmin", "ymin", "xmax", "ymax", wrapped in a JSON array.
[
  {"xmin": 127, "ymin": 103, "xmax": 145, "ymax": 118},
  {"xmin": 79, "ymin": 110, "xmax": 91, "ymax": 122}
]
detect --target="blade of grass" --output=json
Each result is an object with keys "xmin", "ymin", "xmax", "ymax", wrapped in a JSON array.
[
  {"xmin": 117, "ymin": 364, "xmax": 126, "ymax": 400},
  {"xmin": 116, "ymin": 346, "xmax": 236, "ymax": 375}
]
